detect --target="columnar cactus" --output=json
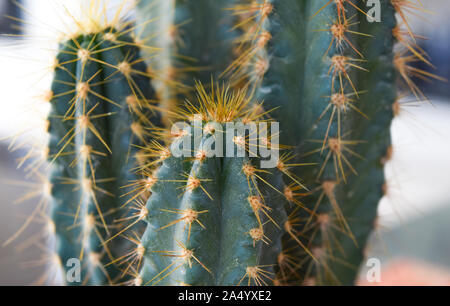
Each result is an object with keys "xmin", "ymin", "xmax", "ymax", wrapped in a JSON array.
[
  {"xmin": 46, "ymin": 15, "xmax": 161, "ymax": 284},
  {"xmin": 225, "ymin": 0, "xmax": 396, "ymax": 285},
  {"xmin": 137, "ymin": 83, "xmax": 299, "ymax": 286},
  {"xmin": 222, "ymin": 0, "xmax": 434, "ymax": 285}
]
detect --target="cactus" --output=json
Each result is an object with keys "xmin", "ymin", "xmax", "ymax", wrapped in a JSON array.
[
  {"xmin": 45, "ymin": 9, "xmax": 161, "ymax": 285},
  {"xmin": 225, "ymin": 0, "xmax": 397, "ymax": 285},
  {"xmin": 222, "ymin": 0, "xmax": 434, "ymax": 285},
  {"xmin": 5, "ymin": 0, "xmax": 439, "ymax": 286},
  {"xmin": 137, "ymin": 83, "xmax": 296, "ymax": 286}
]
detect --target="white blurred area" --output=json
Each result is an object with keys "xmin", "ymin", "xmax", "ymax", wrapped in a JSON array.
[
  {"xmin": 0, "ymin": 1, "xmax": 76, "ymax": 142},
  {"xmin": 379, "ymin": 99, "xmax": 450, "ymax": 227},
  {"xmin": 377, "ymin": 0, "xmax": 450, "ymax": 227},
  {"xmin": 0, "ymin": 0, "xmax": 131, "ymax": 141}
]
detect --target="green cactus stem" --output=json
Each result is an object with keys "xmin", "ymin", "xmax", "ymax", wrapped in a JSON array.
[
  {"xmin": 221, "ymin": 0, "xmax": 398, "ymax": 285},
  {"xmin": 47, "ymin": 26, "xmax": 161, "ymax": 285},
  {"xmin": 136, "ymin": 83, "xmax": 301, "ymax": 286}
]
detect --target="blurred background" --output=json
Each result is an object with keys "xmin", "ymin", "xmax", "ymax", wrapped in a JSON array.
[{"xmin": 0, "ymin": 0, "xmax": 449, "ymax": 285}]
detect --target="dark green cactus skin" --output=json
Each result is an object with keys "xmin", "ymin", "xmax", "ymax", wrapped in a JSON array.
[
  {"xmin": 136, "ymin": 0, "xmax": 174, "ymax": 110},
  {"xmin": 256, "ymin": 0, "xmax": 397, "ymax": 284},
  {"xmin": 48, "ymin": 40, "xmax": 86, "ymax": 286},
  {"xmin": 172, "ymin": 0, "xmax": 239, "ymax": 85},
  {"xmin": 259, "ymin": 0, "xmax": 335, "ymax": 151},
  {"xmin": 48, "ymin": 29, "xmax": 160, "ymax": 285},
  {"xmin": 140, "ymin": 123, "xmax": 287, "ymax": 286},
  {"xmin": 137, "ymin": 0, "xmax": 239, "ymax": 104},
  {"xmin": 327, "ymin": 2, "xmax": 397, "ymax": 285}
]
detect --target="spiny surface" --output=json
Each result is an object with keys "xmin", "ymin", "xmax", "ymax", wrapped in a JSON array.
[
  {"xmin": 138, "ymin": 84, "xmax": 291, "ymax": 286},
  {"xmin": 229, "ymin": 0, "xmax": 398, "ymax": 285},
  {"xmin": 48, "ymin": 28, "xmax": 160, "ymax": 285},
  {"xmin": 137, "ymin": 0, "xmax": 240, "ymax": 116}
]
